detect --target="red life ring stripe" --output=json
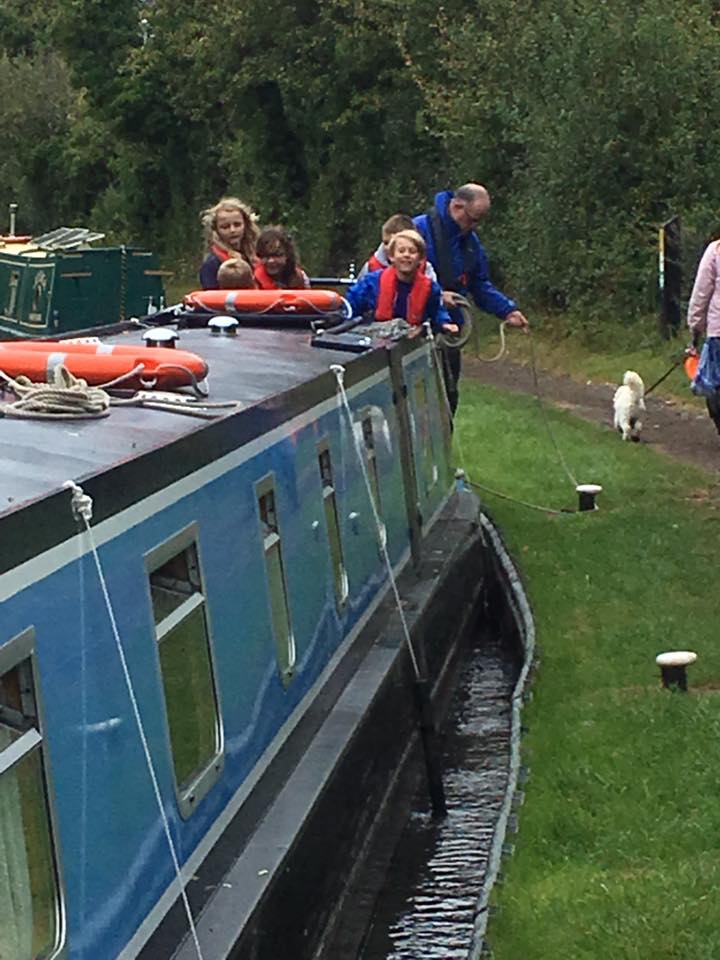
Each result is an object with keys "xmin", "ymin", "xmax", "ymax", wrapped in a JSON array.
[
  {"xmin": 0, "ymin": 343, "xmax": 208, "ymax": 389},
  {"xmin": 184, "ymin": 288, "xmax": 343, "ymax": 314}
]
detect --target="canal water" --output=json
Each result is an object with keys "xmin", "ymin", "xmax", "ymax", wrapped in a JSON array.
[{"xmin": 356, "ymin": 630, "xmax": 517, "ymax": 959}]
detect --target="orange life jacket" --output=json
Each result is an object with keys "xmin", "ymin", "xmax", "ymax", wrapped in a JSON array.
[
  {"xmin": 253, "ymin": 262, "xmax": 306, "ymax": 290},
  {"xmin": 375, "ymin": 266, "xmax": 432, "ymax": 326}
]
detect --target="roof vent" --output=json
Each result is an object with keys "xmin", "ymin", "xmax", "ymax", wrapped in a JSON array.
[
  {"xmin": 208, "ymin": 315, "xmax": 239, "ymax": 337},
  {"xmin": 142, "ymin": 327, "xmax": 179, "ymax": 348}
]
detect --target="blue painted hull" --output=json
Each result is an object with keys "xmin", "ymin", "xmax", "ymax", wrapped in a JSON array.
[{"xmin": 0, "ymin": 333, "xmax": 462, "ymax": 959}]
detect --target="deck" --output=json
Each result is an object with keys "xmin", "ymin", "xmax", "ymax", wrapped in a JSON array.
[{"xmin": 0, "ymin": 324, "xmax": 373, "ymax": 518}]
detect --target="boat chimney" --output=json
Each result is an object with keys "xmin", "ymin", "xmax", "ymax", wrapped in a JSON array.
[
  {"xmin": 208, "ymin": 315, "xmax": 239, "ymax": 337},
  {"xmin": 142, "ymin": 327, "xmax": 179, "ymax": 348},
  {"xmin": 8, "ymin": 203, "xmax": 18, "ymax": 238}
]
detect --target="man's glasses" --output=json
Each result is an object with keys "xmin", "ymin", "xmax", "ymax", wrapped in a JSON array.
[{"xmin": 462, "ymin": 204, "xmax": 486, "ymax": 225}]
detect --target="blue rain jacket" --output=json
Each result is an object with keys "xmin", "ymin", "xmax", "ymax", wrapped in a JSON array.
[{"xmin": 413, "ymin": 191, "xmax": 517, "ymax": 318}]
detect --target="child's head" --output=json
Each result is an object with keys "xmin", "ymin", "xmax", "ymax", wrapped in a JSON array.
[
  {"xmin": 381, "ymin": 213, "xmax": 415, "ymax": 248},
  {"xmin": 256, "ymin": 226, "xmax": 300, "ymax": 285},
  {"xmin": 217, "ymin": 257, "xmax": 255, "ymax": 289},
  {"xmin": 387, "ymin": 229, "xmax": 426, "ymax": 278},
  {"xmin": 201, "ymin": 197, "xmax": 259, "ymax": 260}
]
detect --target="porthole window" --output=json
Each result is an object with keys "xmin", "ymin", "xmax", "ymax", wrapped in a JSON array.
[
  {"xmin": 318, "ymin": 444, "xmax": 349, "ymax": 607},
  {"xmin": 0, "ymin": 628, "xmax": 64, "ymax": 960},
  {"xmin": 146, "ymin": 529, "xmax": 223, "ymax": 816},
  {"xmin": 257, "ymin": 478, "xmax": 296, "ymax": 685}
]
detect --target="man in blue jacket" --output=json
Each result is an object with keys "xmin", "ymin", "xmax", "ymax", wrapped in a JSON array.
[{"xmin": 414, "ymin": 184, "xmax": 528, "ymax": 413}]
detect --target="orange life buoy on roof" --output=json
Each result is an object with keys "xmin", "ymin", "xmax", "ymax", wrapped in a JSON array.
[
  {"xmin": 0, "ymin": 235, "xmax": 32, "ymax": 244},
  {"xmin": 184, "ymin": 288, "xmax": 344, "ymax": 315},
  {"xmin": 0, "ymin": 342, "xmax": 208, "ymax": 389}
]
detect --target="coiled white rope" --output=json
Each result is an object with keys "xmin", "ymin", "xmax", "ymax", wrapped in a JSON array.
[{"xmin": 0, "ymin": 365, "xmax": 111, "ymax": 419}]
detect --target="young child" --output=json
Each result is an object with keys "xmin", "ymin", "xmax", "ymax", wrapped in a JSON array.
[
  {"xmin": 358, "ymin": 213, "xmax": 437, "ymax": 280},
  {"xmin": 217, "ymin": 258, "xmax": 257, "ymax": 289},
  {"xmin": 346, "ymin": 229, "xmax": 458, "ymax": 335},
  {"xmin": 199, "ymin": 197, "xmax": 260, "ymax": 289},
  {"xmin": 254, "ymin": 227, "xmax": 310, "ymax": 289}
]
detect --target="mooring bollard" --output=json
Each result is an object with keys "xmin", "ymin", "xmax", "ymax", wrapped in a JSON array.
[
  {"xmin": 576, "ymin": 483, "xmax": 603, "ymax": 512},
  {"xmin": 655, "ymin": 650, "xmax": 697, "ymax": 692}
]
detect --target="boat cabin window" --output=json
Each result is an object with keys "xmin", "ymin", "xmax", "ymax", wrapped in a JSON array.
[
  {"xmin": 360, "ymin": 413, "xmax": 387, "ymax": 550},
  {"xmin": 146, "ymin": 531, "xmax": 223, "ymax": 817},
  {"xmin": 318, "ymin": 444, "xmax": 349, "ymax": 608},
  {"xmin": 257, "ymin": 478, "xmax": 296, "ymax": 686},
  {"xmin": 413, "ymin": 376, "xmax": 438, "ymax": 495},
  {"xmin": 0, "ymin": 628, "xmax": 64, "ymax": 960}
]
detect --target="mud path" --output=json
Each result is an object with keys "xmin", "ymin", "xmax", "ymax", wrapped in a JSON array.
[{"xmin": 463, "ymin": 356, "xmax": 719, "ymax": 476}]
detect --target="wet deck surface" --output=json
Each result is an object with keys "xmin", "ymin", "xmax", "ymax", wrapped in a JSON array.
[
  {"xmin": 357, "ymin": 631, "xmax": 515, "ymax": 959},
  {"xmin": 0, "ymin": 325, "xmax": 353, "ymax": 515}
]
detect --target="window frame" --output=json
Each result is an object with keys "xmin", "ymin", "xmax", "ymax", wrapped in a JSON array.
[
  {"xmin": 413, "ymin": 374, "xmax": 438, "ymax": 495},
  {"xmin": 256, "ymin": 474, "xmax": 297, "ymax": 686},
  {"xmin": 317, "ymin": 440, "xmax": 350, "ymax": 609},
  {"xmin": 0, "ymin": 626, "xmax": 68, "ymax": 960},
  {"xmin": 358, "ymin": 409, "xmax": 387, "ymax": 550},
  {"xmin": 144, "ymin": 524, "xmax": 224, "ymax": 820}
]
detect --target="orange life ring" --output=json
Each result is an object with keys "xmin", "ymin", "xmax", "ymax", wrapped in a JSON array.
[
  {"xmin": 184, "ymin": 288, "xmax": 344, "ymax": 315},
  {"xmin": 0, "ymin": 342, "xmax": 208, "ymax": 389},
  {"xmin": 0, "ymin": 235, "xmax": 32, "ymax": 244}
]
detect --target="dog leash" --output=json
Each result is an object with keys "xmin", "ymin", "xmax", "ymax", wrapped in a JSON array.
[{"xmin": 643, "ymin": 356, "xmax": 684, "ymax": 397}]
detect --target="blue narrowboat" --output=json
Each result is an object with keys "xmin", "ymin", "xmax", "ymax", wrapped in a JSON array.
[{"xmin": 0, "ymin": 316, "xmax": 491, "ymax": 959}]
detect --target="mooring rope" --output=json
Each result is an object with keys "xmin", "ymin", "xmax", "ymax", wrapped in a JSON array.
[
  {"xmin": 426, "ymin": 327, "xmax": 571, "ymax": 515},
  {"xmin": 527, "ymin": 333, "xmax": 579, "ymax": 489},
  {"xmin": 64, "ymin": 481, "xmax": 206, "ymax": 960}
]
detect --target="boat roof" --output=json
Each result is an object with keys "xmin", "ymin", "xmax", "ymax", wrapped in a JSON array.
[{"xmin": 0, "ymin": 323, "xmax": 385, "ymax": 523}]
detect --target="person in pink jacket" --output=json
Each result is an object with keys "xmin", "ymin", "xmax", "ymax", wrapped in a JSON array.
[{"xmin": 687, "ymin": 239, "xmax": 720, "ymax": 433}]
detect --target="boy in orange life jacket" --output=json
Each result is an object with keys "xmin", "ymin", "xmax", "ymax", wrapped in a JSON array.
[
  {"xmin": 346, "ymin": 230, "xmax": 458, "ymax": 335},
  {"xmin": 358, "ymin": 214, "xmax": 437, "ymax": 281},
  {"xmin": 217, "ymin": 258, "xmax": 257, "ymax": 289}
]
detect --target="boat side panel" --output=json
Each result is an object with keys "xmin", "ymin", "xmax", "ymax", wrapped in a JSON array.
[{"xmin": 0, "ymin": 370, "xmax": 408, "ymax": 959}]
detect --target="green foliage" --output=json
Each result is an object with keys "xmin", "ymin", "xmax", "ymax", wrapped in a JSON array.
[{"xmin": 2, "ymin": 0, "xmax": 720, "ymax": 319}]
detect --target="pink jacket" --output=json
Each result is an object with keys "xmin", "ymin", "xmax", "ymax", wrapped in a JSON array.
[{"xmin": 688, "ymin": 241, "xmax": 720, "ymax": 338}]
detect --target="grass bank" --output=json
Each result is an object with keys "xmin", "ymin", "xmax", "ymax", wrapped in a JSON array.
[{"xmin": 455, "ymin": 381, "xmax": 720, "ymax": 960}]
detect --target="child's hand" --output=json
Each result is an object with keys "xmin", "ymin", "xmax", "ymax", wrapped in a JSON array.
[{"xmin": 441, "ymin": 323, "xmax": 460, "ymax": 335}]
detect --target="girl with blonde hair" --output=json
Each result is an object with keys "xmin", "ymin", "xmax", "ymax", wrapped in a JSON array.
[{"xmin": 199, "ymin": 197, "xmax": 260, "ymax": 289}]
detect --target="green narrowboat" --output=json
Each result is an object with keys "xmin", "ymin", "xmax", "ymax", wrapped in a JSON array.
[{"xmin": 0, "ymin": 227, "xmax": 167, "ymax": 338}]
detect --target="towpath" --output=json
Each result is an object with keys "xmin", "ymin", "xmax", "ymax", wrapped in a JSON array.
[{"xmin": 463, "ymin": 354, "xmax": 720, "ymax": 476}]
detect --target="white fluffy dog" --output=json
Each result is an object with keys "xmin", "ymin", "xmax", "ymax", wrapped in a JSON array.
[{"xmin": 613, "ymin": 370, "xmax": 646, "ymax": 442}]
